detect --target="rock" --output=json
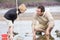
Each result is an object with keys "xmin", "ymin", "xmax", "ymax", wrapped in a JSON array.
[
  {"xmin": 55, "ymin": 30, "xmax": 60, "ymax": 37},
  {"xmin": 37, "ymin": 35, "xmax": 54, "ymax": 40}
]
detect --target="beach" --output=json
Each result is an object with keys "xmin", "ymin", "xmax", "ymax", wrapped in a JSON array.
[{"xmin": 0, "ymin": 6, "xmax": 60, "ymax": 40}]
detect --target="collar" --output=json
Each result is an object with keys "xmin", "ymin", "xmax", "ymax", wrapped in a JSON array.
[{"xmin": 18, "ymin": 9, "xmax": 21, "ymax": 15}]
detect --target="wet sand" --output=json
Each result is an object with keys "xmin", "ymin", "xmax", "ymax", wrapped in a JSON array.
[{"xmin": 0, "ymin": 20, "xmax": 60, "ymax": 40}]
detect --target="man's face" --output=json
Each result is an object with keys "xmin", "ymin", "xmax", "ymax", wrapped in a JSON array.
[{"xmin": 36, "ymin": 8, "xmax": 42, "ymax": 16}]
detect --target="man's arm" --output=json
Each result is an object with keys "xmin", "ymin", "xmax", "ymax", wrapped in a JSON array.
[
  {"xmin": 32, "ymin": 13, "xmax": 38, "ymax": 40},
  {"xmin": 45, "ymin": 12, "xmax": 54, "ymax": 40},
  {"xmin": 45, "ymin": 12, "xmax": 54, "ymax": 35},
  {"xmin": 32, "ymin": 17, "xmax": 36, "ymax": 40}
]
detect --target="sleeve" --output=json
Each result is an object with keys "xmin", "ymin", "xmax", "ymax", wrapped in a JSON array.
[
  {"xmin": 46, "ymin": 12, "xmax": 54, "ymax": 27},
  {"xmin": 32, "ymin": 13, "xmax": 39, "ymax": 27},
  {"xmin": 32, "ymin": 13, "xmax": 39, "ymax": 38},
  {"xmin": 32, "ymin": 14, "xmax": 37, "ymax": 28}
]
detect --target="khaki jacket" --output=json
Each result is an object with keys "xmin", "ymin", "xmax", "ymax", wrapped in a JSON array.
[{"xmin": 32, "ymin": 12, "xmax": 54, "ymax": 30}]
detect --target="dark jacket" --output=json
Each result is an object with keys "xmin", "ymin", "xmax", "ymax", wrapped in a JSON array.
[{"xmin": 4, "ymin": 8, "xmax": 21, "ymax": 23}]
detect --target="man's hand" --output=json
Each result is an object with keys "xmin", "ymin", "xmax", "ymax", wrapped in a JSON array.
[
  {"xmin": 45, "ymin": 30, "xmax": 50, "ymax": 40},
  {"xmin": 45, "ymin": 30, "xmax": 50, "ymax": 36},
  {"xmin": 45, "ymin": 26, "xmax": 53, "ymax": 40}
]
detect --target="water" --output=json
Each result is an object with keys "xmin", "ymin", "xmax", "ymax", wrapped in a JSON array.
[
  {"xmin": 0, "ymin": 6, "xmax": 60, "ymax": 15},
  {"xmin": 0, "ymin": 20, "xmax": 60, "ymax": 40}
]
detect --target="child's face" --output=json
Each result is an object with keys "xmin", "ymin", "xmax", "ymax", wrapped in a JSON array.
[
  {"xmin": 19, "ymin": 4, "xmax": 27, "ymax": 13},
  {"xmin": 20, "ymin": 8, "xmax": 26, "ymax": 13}
]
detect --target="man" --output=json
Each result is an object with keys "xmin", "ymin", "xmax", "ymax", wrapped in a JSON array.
[
  {"xmin": 32, "ymin": 5, "xmax": 54, "ymax": 40},
  {"xmin": 4, "ymin": 4, "xmax": 27, "ymax": 40}
]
